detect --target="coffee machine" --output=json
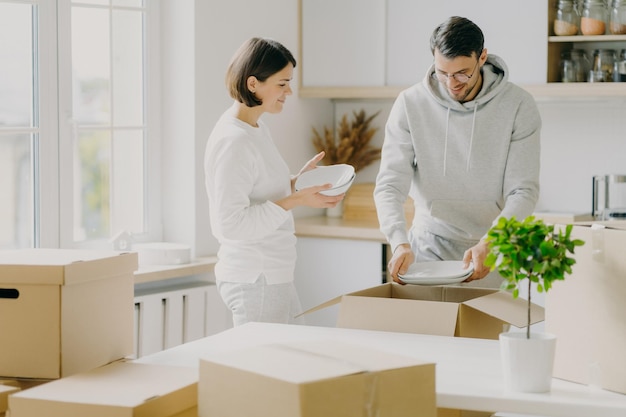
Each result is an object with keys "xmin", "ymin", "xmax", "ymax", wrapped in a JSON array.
[{"xmin": 592, "ymin": 174, "xmax": 626, "ymax": 220}]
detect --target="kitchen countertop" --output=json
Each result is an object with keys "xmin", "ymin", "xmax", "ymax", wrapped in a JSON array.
[
  {"xmin": 294, "ymin": 215, "xmax": 385, "ymax": 242},
  {"xmin": 134, "ymin": 256, "xmax": 217, "ymax": 284},
  {"xmin": 135, "ymin": 322, "xmax": 626, "ymax": 417}
]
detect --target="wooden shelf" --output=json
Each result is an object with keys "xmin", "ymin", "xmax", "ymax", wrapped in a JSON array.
[
  {"xmin": 549, "ymin": 34, "xmax": 626, "ymax": 43},
  {"xmin": 298, "ymin": 85, "xmax": 404, "ymax": 100}
]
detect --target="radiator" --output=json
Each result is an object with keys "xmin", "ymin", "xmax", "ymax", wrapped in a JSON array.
[{"xmin": 133, "ymin": 282, "xmax": 231, "ymax": 358}]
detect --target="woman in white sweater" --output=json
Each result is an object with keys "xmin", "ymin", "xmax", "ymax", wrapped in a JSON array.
[{"xmin": 204, "ymin": 38, "xmax": 343, "ymax": 326}]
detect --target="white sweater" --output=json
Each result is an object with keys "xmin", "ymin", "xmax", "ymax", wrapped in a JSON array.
[{"xmin": 204, "ymin": 106, "xmax": 295, "ymax": 284}]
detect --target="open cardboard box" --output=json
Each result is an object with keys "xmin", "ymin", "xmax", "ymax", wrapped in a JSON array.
[
  {"xmin": 198, "ymin": 340, "xmax": 436, "ymax": 417},
  {"xmin": 8, "ymin": 361, "xmax": 197, "ymax": 417},
  {"xmin": 546, "ymin": 221, "xmax": 626, "ymax": 394},
  {"xmin": 0, "ymin": 249, "xmax": 137, "ymax": 379},
  {"xmin": 0, "ymin": 384, "xmax": 19, "ymax": 416},
  {"xmin": 302, "ymin": 282, "xmax": 544, "ymax": 340}
]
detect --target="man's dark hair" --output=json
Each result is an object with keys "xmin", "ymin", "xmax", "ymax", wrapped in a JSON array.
[{"xmin": 430, "ymin": 16, "xmax": 484, "ymax": 59}]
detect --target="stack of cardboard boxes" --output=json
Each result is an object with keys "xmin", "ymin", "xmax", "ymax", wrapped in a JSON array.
[
  {"xmin": 546, "ymin": 222, "xmax": 626, "ymax": 396},
  {"xmin": 3, "ymin": 224, "xmax": 624, "ymax": 417}
]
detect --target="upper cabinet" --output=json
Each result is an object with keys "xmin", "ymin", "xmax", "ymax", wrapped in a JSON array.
[{"xmin": 299, "ymin": 0, "xmax": 626, "ymax": 99}]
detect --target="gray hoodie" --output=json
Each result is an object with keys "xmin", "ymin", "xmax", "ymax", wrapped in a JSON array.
[{"xmin": 374, "ymin": 54, "xmax": 541, "ymax": 252}]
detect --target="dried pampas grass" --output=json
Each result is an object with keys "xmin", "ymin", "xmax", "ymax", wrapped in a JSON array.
[{"xmin": 311, "ymin": 109, "xmax": 381, "ymax": 172}]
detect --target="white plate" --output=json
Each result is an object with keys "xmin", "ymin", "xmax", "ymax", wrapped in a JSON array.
[{"xmin": 398, "ymin": 261, "xmax": 474, "ymax": 285}]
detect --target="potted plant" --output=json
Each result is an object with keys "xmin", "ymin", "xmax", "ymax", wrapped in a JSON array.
[{"xmin": 484, "ymin": 215, "xmax": 585, "ymax": 392}]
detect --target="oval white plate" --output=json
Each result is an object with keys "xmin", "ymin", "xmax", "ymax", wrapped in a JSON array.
[{"xmin": 398, "ymin": 260, "xmax": 473, "ymax": 285}]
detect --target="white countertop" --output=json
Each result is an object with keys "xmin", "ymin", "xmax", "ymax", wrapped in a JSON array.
[{"xmin": 134, "ymin": 322, "xmax": 626, "ymax": 417}]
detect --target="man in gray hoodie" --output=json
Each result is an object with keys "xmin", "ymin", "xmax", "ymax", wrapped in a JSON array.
[{"xmin": 374, "ymin": 16, "xmax": 541, "ymax": 288}]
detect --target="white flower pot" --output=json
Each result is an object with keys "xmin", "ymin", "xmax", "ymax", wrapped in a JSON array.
[
  {"xmin": 499, "ymin": 331, "xmax": 557, "ymax": 393},
  {"xmin": 326, "ymin": 200, "xmax": 344, "ymax": 218}
]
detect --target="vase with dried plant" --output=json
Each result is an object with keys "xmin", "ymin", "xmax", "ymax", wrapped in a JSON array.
[{"xmin": 311, "ymin": 109, "xmax": 381, "ymax": 173}]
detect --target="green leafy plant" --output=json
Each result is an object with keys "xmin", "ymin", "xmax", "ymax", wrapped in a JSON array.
[{"xmin": 485, "ymin": 215, "xmax": 585, "ymax": 338}]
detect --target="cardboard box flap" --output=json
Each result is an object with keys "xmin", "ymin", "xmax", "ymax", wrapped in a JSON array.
[
  {"xmin": 1, "ymin": 384, "xmax": 20, "ymax": 414},
  {"xmin": 297, "ymin": 282, "xmax": 393, "ymax": 318},
  {"xmin": 9, "ymin": 362, "xmax": 197, "ymax": 417},
  {"xmin": 337, "ymin": 295, "xmax": 460, "ymax": 336},
  {"xmin": 202, "ymin": 341, "xmax": 430, "ymax": 384},
  {"xmin": 203, "ymin": 344, "xmax": 368, "ymax": 384},
  {"xmin": 567, "ymin": 220, "xmax": 626, "ymax": 230},
  {"xmin": 461, "ymin": 291, "xmax": 545, "ymax": 328},
  {"xmin": 0, "ymin": 249, "xmax": 138, "ymax": 285}
]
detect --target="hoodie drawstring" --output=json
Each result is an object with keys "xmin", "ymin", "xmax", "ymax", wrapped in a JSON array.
[
  {"xmin": 467, "ymin": 104, "xmax": 478, "ymax": 172},
  {"xmin": 443, "ymin": 103, "xmax": 478, "ymax": 175},
  {"xmin": 443, "ymin": 107, "xmax": 450, "ymax": 176}
]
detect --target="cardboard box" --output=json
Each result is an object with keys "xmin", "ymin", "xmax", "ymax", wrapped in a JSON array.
[
  {"xmin": 8, "ymin": 361, "xmax": 197, "ymax": 417},
  {"xmin": 0, "ymin": 384, "xmax": 19, "ymax": 415},
  {"xmin": 545, "ymin": 222, "xmax": 626, "ymax": 394},
  {"xmin": 303, "ymin": 282, "xmax": 544, "ymax": 340},
  {"xmin": 198, "ymin": 340, "xmax": 436, "ymax": 417},
  {"xmin": 0, "ymin": 249, "xmax": 138, "ymax": 379}
]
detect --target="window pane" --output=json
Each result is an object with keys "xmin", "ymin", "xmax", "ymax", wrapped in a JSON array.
[
  {"xmin": 0, "ymin": 4, "xmax": 34, "ymax": 127},
  {"xmin": 71, "ymin": 7, "xmax": 110, "ymax": 125},
  {"xmin": 112, "ymin": 130, "xmax": 144, "ymax": 234},
  {"xmin": 73, "ymin": 0, "xmax": 109, "ymax": 5},
  {"xmin": 74, "ymin": 130, "xmax": 110, "ymax": 241},
  {"xmin": 0, "ymin": 135, "xmax": 34, "ymax": 249},
  {"xmin": 112, "ymin": 9, "xmax": 143, "ymax": 126},
  {"xmin": 113, "ymin": 0, "xmax": 143, "ymax": 7}
]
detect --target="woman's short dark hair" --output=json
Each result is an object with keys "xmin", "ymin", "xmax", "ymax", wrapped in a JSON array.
[
  {"xmin": 226, "ymin": 37, "xmax": 296, "ymax": 107},
  {"xmin": 430, "ymin": 16, "xmax": 484, "ymax": 59}
]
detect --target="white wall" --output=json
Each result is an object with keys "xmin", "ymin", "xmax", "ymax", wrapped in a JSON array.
[
  {"xmin": 332, "ymin": 97, "xmax": 626, "ymax": 216},
  {"xmin": 160, "ymin": 0, "xmax": 334, "ymax": 258},
  {"xmin": 160, "ymin": 1, "xmax": 626, "ymax": 259}
]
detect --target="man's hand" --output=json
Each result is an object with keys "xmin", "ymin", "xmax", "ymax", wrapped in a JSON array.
[
  {"xmin": 388, "ymin": 244, "xmax": 414, "ymax": 284},
  {"xmin": 462, "ymin": 239, "xmax": 491, "ymax": 281}
]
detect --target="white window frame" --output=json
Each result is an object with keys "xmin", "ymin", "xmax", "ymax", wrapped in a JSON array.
[
  {"xmin": 56, "ymin": 0, "xmax": 162, "ymax": 249},
  {"xmin": 0, "ymin": 0, "xmax": 60, "ymax": 248}
]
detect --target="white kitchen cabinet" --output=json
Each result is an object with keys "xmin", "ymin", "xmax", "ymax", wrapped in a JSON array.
[
  {"xmin": 294, "ymin": 236, "xmax": 384, "ymax": 327},
  {"xmin": 300, "ymin": 0, "xmax": 386, "ymax": 87},
  {"xmin": 386, "ymin": 0, "xmax": 547, "ymax": 86},
  {"xmin": 133, "ymin": 279, "xmax": 232, "ymax": 358},
  {"xmin": 300, "ymin": 0, "xmax": 548, "ymax": 97}
]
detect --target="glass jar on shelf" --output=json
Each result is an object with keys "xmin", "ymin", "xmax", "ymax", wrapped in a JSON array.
[
  {"xmin": 616, "ymin": 49, "xmax": 626, "ymax": 82},
  {"xmin": 610, "ymin": 0, "xmax": 626, "ymax": 34},
  {"xmin": 589, "ymin": 49, "xmax": 616, "ymax": 82},
  {"xmin": 560, "ymin": 50, "xmax": 577, "ymax": 82},
  {"xmin": 580, "ymin": 0, "xmax": 608, "ymax": 35},
  {"xmin": 554, "ymin": 0, "xmax": 580, "ymax": 35},
  {"xmin": 570, "ymin": 49, "xmax": 591, "ymax": 81}
]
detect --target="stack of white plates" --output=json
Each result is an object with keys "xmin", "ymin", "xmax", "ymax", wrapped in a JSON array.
[{"xmin": 398, "ymin": 261, "xmax": 473, "ymax": 285}]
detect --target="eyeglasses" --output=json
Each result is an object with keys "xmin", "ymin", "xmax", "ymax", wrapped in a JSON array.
[{"xmin": 432, "ymin": 60, "xmax": 480, "ymax": 84}]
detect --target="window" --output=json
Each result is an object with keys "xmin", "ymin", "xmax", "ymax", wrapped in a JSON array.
[{"xmin": 0, "ymin": 0, "xmax": 160, "ymax": 249}]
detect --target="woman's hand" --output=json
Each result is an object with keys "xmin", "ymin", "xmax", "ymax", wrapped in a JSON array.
[
  {"xmin": 291, "ymin": 151, "xmax": 326, "ymax": 191},
  {"xmin": 276, "ymin": 183, "xmax": 344, "ymax": 211},
  {"xmin": 298, "ymin": 151, "xmax": 325, "ymax": 176}
]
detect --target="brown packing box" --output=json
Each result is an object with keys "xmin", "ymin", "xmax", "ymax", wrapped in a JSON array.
[
  {"xmin": 0, "ymin": 384, "xmax": 19, "ymax": 415},
  {"xmin": 545, "ymin": 221, "xmax": 626, "ymax": 394},
  {"xmin": 302, "ymin": 282, "xmax": 544, "ymax": 339},
  {"xmin": 0, "ymin": 249, "xmax": 137, "ymax": 379},
  {"xmin": 198, "ymin": 340, "xmax": 436, "ymax": 417},
  {"xmin": 8, "ymin": 361, "xmax": 197, "ymax": 417}
]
